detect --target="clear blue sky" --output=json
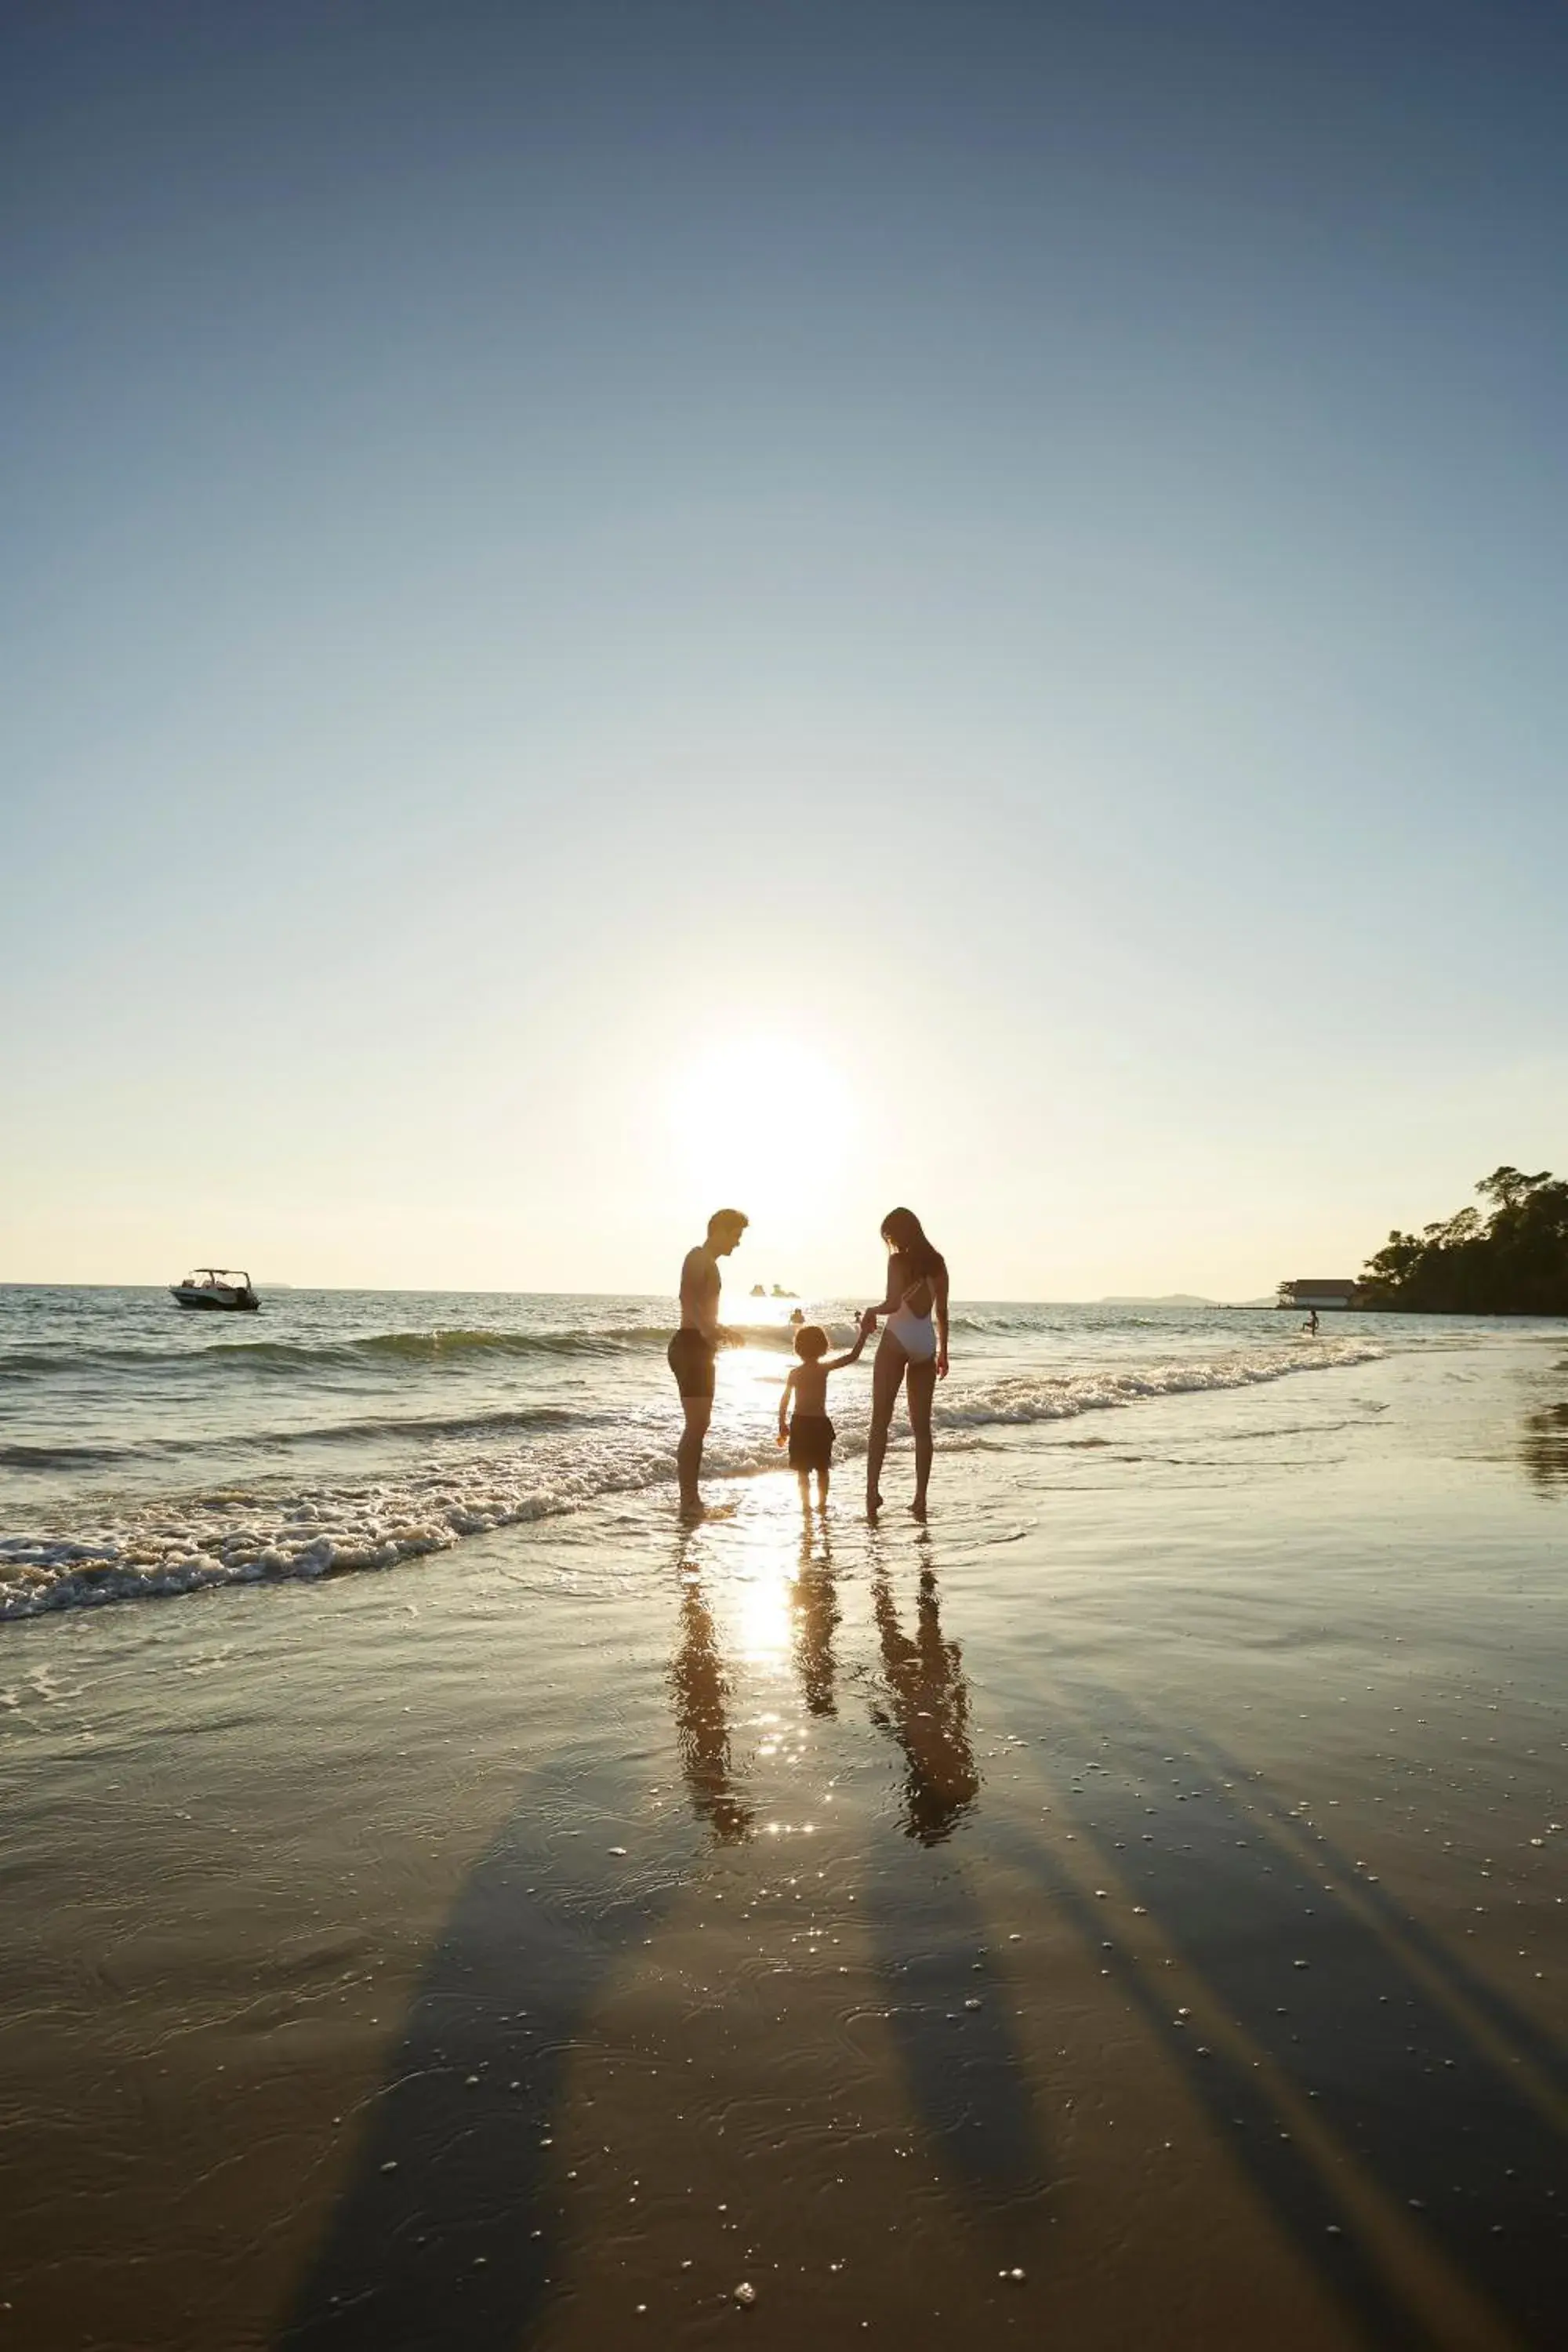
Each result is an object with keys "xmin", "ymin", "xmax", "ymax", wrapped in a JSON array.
[{"xmin": 5, "ymin": 0, "xmax": 1566, "ymax": 1296}]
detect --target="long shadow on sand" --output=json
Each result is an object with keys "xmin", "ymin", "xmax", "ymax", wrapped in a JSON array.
[
  {"xmin": 277, "ymin": 1744, "xmax": 702, "ymax": 2352},
  {"xmin": 988, "ymin": 1677, "xmax": 1566, "ymax": 2347},
  {"xmin": 281, "ymin": 1528, "xmax": 754, "ymax": 2351}
]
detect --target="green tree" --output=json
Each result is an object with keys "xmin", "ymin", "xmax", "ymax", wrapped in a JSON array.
[
  {"xmin": 1359, "ymin": 1168, "xmax": 1568, "ymax": 1315},
  {"xmin": 1475, "ymin": 1167, "xmax": 1553, "ymax": 1214}
]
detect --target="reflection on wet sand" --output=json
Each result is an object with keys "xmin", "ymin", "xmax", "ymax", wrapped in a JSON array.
[
  {"xmin": 669, "ymin": 1549, "xmax": 753, "ymax": 1843},
  {"xmin": 869, "ymin": 1555, "xmax": 980, "ymax": 1845},
  {"xmin": 1519, "ymin": 1399, "xmax": 1568, "ymax": 1492},
  {"xmin": 791, "ymin": 1526, "xmax": 840, "ymax": 1718}
]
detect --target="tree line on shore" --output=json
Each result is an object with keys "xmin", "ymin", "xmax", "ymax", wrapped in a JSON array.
[{"xmin": 1359, "ymin": 1166, "xmax": 1568, "ymax": 1315}]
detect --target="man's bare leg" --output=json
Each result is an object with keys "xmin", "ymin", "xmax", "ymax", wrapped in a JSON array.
[{"xmin": 678, "ymin": 1397, "xmax": 712, "ymax": 1513}]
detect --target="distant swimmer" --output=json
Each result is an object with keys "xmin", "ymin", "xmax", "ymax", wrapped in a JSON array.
[
  {"xmin": 1302, "ymin": 1308, "xmax": 1320, "ymax": 1336},
  {"xmin": 669, "ymin": 1208, "xmax": 749, "ymax": 1514},
  {"xmin": 860, "ymin": 1206, "xmax": 950, "ymax": 1521},
  {"xmin": 777, "ymin": 1320, "xmax": 869, "ymax": 1512}
]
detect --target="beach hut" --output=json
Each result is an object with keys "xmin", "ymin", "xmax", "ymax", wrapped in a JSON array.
[{"xmin": 1276, "ymin": 1278, "xmax": 1360, "ymax": 1310}]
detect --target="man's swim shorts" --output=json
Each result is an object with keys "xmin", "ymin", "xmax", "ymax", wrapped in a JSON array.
[{"xmin": 667, "ymin": 1328, "xmax": 717, "ymax": 1400}]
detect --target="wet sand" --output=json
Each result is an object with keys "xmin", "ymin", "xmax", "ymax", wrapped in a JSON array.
[{"xmin": 2, "ymin": 1337, "xmax": 1564, "ymax": 2350}]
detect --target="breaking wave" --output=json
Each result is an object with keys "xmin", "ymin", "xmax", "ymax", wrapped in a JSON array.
[
  {"xmin": 0, "ymin": 1401, "xmax": 594, "ymax": 1470},
  {"xmin": 1, "ymin": 1305, "xmax": 1228, "ymax": 1385},
  {"xmin": 0, "ymin": 1338, "xmax": 1381, "ymax": 1621},
  {"xmin": 0, "ymin": 1327, "xmax": 676, "ymax": 1379},
  {"xmin": 0, "ymin": 1323, "xmax": 822, "ymax": 1382},
  {"xmin": 937, "ymin": 1338, "xmax": 1387, "ymax": 1425}
]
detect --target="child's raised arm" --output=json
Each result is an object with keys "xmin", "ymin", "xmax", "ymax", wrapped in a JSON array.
[{"xmin": 822, "ymin": 1325, "xmax": 869, "ymax": 1374}]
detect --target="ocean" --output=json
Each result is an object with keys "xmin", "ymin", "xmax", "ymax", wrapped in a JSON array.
[
  {"xmin": 0, "ymin": 1286, "xmax": 1394, "ymax": 1618},
  {"xmin": 2, "ymin": 1287, "xmax": 1564, "ymax": 2346}
]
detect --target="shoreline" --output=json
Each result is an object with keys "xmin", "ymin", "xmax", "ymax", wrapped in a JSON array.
[
  {"xmin": 1, "ymin": 1334, "xmax": 1563, "ymax": 2347},
  {"xmin": 0, "ymin": 1308, "xmax": 1392, "ymax": 1613}
]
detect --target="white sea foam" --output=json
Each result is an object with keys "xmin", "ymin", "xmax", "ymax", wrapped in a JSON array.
[
  {"xmin": 935, "ymin": 1338, "xmax": 1386, "ymax": 1426},
  {"xmin": 0, "ymin": 1340, "xmax": 1383, "ymax": 1621}
]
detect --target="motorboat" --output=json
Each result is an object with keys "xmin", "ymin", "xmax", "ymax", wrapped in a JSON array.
[{"xmin": 170, "ymin": 1269, "xmax": 260, "ymax": 1312}]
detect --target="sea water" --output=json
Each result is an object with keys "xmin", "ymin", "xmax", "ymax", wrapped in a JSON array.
[
  {"xmin": 0, "ymin": 1286, "xmax": 1414, "ymax": 1618},
  {"xmin": 2, "ymin": 1290, "xmax": 1565, "ymax": 2349}
]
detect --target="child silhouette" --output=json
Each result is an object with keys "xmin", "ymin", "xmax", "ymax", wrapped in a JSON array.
[{"xmin": 778, "ymin": 1321, "xmax": 868, "ymax": 1512}]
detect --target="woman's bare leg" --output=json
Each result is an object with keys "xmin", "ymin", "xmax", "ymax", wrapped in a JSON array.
[
  {"xmin": 866, "ymin": 1339, "xmax": 906, "ymax": 1515},
  {"xmin": 906, "ymin": 1358, "xmax": 938, "ymax": 1518}
]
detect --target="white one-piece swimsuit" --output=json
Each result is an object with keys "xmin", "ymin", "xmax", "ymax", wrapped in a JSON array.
[{"xmin": 884, "ymin": 1287, "xmax": 938, "ymax": 1363}]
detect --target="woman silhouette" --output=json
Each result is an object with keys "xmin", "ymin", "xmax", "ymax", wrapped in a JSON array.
[{"xmin": 860, "ymin": 1206, "xmax": 949, "ymax": 1518}]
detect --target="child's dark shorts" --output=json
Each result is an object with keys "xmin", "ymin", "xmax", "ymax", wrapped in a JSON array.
[{"xmin": 788, "ymin": 1414, "xmax": 835, "ymax": 1472}]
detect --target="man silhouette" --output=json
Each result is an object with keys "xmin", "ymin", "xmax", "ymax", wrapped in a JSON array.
[{"xmin": 668, "ymin": 1208, "xmax": 748, "ymax": 1512}]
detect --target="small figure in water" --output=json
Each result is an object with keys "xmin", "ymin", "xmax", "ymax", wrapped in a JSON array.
[
  {"xmin": 778, "ymin": 1321, "xmax": 868, "ymax": 1512},
  {"xmin": 1302, "ymin": 1307, "xmax": 1320, "ymax": 1336}
]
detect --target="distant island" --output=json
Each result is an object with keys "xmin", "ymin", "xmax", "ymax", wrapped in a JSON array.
[
  {"xmin": 1098, "ymin": 1293, "xmax": 1218, "ymax": 1307},
  {"xmin": 1098, "ymin": 1294, "xmax": 1278, "ymax": 1308},
  {"xmin": 1358, "ymin": 1166, "xmax": 1568, "ymax": 1315}
]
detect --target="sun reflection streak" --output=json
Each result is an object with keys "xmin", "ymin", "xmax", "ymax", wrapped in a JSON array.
[{"xmin": 735, "ymin": 1563, "xmax": 793, "ymax": 1666}]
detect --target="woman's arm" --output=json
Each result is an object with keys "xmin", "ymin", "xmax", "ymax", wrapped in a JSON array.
[
  {"xmin": 862, "ymin": 1254, "xmax": 912, "ymax": 1321},
  {"xmin": 935, "ymin": 1262, "xmax": 950, "ymax": 1378}
]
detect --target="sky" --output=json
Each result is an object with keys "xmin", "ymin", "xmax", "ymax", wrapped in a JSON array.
[{"xmin": 5, "ymin": 0, "xmax": 1566, "ymax": 1300}]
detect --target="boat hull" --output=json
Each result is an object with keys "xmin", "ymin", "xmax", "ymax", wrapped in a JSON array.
[{"xmin": 170, "ymin": 1287, "xmax": 259, "ymax": 1312}]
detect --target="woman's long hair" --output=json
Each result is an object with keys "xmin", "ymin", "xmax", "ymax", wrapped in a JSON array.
[{"xmin": 880, "ymin": 1207, "xmax": 946, "ymax": 1282}]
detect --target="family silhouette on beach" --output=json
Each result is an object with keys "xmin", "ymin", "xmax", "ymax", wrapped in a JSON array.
[{"xmin": 667, "ymin": 1206, "xmax": 950, "ymax": 1519}]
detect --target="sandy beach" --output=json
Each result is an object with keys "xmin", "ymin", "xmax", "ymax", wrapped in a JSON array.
[
  {"xmin": 2, "ymin": 1329, "xmax": 1563, "ymax": 2350},
  {"xmin": 12, "ymin": 2, "xmax": 1568, "ymax": 2341}
]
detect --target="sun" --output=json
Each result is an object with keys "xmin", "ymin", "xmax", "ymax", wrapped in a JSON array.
[
  {"xmin": 672, "ymin": 1036, "xmax": 851, "ymax": 1154},
  {"xmin": 666, "ymin": 1036, "xmax": 856, "ymax": 1240}
]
